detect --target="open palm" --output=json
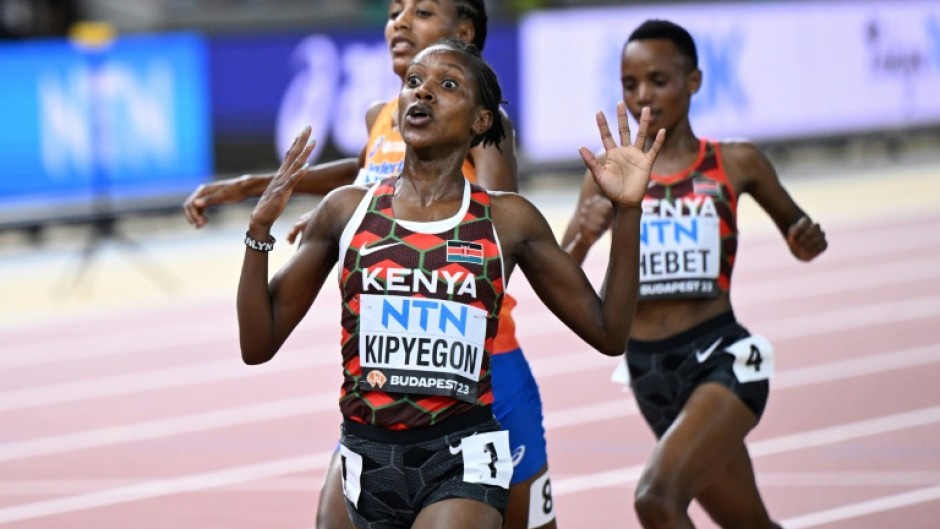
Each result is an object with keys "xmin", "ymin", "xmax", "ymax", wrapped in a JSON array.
[
  {"xmin": 250, "ymin": 125, "xmax": 317, "ymax": 228},
  {"xmin": 579, "ymin": 103, "xmax": 664, "ymax": 207}
]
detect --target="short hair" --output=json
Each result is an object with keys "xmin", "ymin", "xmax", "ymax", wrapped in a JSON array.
[
  {"xmin": 419, "ymin": 38, "xmax": 505, "ymax": 149},
  {"xmin": 627, "ymin": 19, "xmax": 698, "ymax": 71},
  {"xmin": 454, "ymin": 0, "xmax": 488, "ymax": 52}
]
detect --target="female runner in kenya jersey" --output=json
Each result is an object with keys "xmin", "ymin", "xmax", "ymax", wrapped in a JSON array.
[{"xmin": 353, "ymin": 99, "xmax": 555, "ymax": 526}]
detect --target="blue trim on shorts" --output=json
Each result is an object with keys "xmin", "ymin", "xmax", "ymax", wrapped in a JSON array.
[{"xmin": 491, "ymin": 348, "xmax": 549, "ymax": 484}]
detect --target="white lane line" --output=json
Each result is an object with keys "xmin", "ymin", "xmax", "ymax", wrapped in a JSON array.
[
  {"xmin": 761, "ymin": 295, "xmax": 940, "ymax": 340},
  {"xmin": 3, "ymin": 405, "xmax": 936, "ymax": 523},
  {"xmin": 7, "ymin": 292, "xmax": 936, "ymax": 414},
  {"xmin": 0, "ymin": 451, "xmax": 332, "ymax": 524},
  {"xmin": 756, "ymin": 471, "xmax": 940, "ymax": 488},
  {"xmin": 551, "ymin": 404, "xmax": 940, "ymax": 496},
  {"xmin": 1, "ymin": 340, "xmax": 937, "ymax": 475},
  {"xmin": 7, "ymin": 471, "xmax": 939, "ymax": 496},
  {"xmin": 0, "ymin": 396, "xmax": 335, "ymax": 463},
  {"xmin": 737, "ymin": 255, "xmax": 940, "ymax": 304},
  {"xmin": 0, "ymin": 345, "xmax": 336, "ymax": 413},
  {"xmin": 4, "ymin": 221, "xmax": 938, "ymax": 370},
  {"xmin": 781, "ymin": 484, "xmax": 940, "ymax": 528},
  {"xmin": 0, "ymin": 477, "xmax": 322, "ymax": 495}
]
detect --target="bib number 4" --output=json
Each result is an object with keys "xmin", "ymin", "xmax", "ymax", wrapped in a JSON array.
[{"xmin": 726, "ymin": 335, "xmax": 775, "ymax": 383}]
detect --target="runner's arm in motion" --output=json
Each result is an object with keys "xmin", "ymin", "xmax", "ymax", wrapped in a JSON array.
[
  {"xmin": 237, "ymin": 127, "xmax": 361, "ymax": 364},
  {"xmin": 722, "ymin": 142, "xmax": 827, "ymax": 261},
  {"xmin": 496, "ymin": 104, "xmax": 663, "ymax": 355},
  {"xmin": 559, "ymin": 152, "xmax": 614, "ymax": 265},
  {"xmin": 183, "ymin": 100, "xmax": 391, "ymax": 229}
]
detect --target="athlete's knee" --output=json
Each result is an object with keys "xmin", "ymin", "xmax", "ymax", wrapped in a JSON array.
[{"xmin": 633, "ymin": 482, "xmax": 687, "ymax": 529}]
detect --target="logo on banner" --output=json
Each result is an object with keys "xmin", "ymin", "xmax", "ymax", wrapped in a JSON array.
[{"xmin": 446, "ymin": 240, "xmax": 484, "ymax": 265}]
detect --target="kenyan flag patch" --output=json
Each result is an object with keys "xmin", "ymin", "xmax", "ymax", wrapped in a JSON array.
[{"xmin": 446, "ymin": 240, "xmax": 484, "ymax": 265}]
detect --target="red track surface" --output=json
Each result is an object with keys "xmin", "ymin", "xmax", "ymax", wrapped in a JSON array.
[{"xmin": 2, "ymin": 210, "xmax": 939, "ymax": 528}]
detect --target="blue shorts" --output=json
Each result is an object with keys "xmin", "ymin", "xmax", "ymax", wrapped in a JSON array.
[{"xmin": 490, "ymin": 348, "xmax": 549, "ymax": 485}]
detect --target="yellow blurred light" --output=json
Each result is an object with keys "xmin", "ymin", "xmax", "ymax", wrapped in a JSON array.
[{"xmin": 69, "ymin": 21, "xmax": 117, "ymax": 50}]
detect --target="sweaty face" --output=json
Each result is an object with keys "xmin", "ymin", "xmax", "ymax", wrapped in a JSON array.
[
  {"xmin": 398, "ymin": 47, "xmax": 487, "ymax": 150},
  {"xmin": 620, "ymin": 39, "xmax": 698, "ymax": 133},
  {"xmin": 386, "ymin": 0, "xmax": 465, "ymax": 78}
]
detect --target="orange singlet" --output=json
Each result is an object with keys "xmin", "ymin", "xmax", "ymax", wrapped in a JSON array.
[{"xmin": 355, "ymin": 100, "xmax": 520, "ymax": 354}]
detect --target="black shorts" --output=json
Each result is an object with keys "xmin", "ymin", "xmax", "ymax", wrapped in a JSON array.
[
  {"xmin": 626, "ymin": 311, "xmax": 773, "ymax": 437},
  {"xmin": 339, "ymin": 410, "xmax": 512, "ymax": 529}
]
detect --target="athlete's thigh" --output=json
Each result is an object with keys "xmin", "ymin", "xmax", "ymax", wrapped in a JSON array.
[
  {"xmin": 503, "ymin": 464, "xmax": 557, "ymax": 529},
  {"xmin": 317, "ymin": 450, "xmax": 356, "ymax": 529},
  {"xmin": 694, "ymin": 445, "xmax": 778, "ymax": 529},
  {"xmin": 638, "ymin": 383, "xmax": 757, "ymax": 502},
  {"xmin": 413, "ymin": 498, "xmax": 503, "ymax": 529}
]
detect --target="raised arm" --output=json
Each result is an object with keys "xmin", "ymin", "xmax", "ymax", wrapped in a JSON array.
[
  {"xmin": 498, "ymin": 104, "xmax": 664, "ymax": 356},
  {"xmin": 237, "ymin": 127, "xmax": 357, "ymax": 364}
]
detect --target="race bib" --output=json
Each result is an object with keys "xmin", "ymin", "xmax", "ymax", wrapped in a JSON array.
[
  {"xmin": 529, "ymin": 472, "xmax": 556, "ymax": 527},
  {"xmin": 338, "ymin": 444, "xmax": 363, "ymax": 507},
  {"xmin": 639, "ymin": 201, "xmax": 721, "ymax": 299},
  {"xmin": 358, "ymin": 294, "xmax": 487, "ymax": 402},
  {"xmin": 726, "ymin": 334, "xmax": 775, "ymax": 383},
  {"xmin": 450, "ymin": 429, "xmax": 513, "ymax": 488}
]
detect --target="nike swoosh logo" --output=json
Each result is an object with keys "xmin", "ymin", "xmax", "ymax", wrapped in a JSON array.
[
  {"xmin": 695, "ymin": 338, "xmax": 723, "ymax": 363},
  {"xmin": 359, "ymin": 241, "xmax": 401, "ymax": 256},
  {"xmin": 448, "ymin": 442, "xmax": 462, "ymax": 456}
]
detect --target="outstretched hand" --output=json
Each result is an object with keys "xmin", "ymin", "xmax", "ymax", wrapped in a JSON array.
[
  {"xmin": 249, "ymin": 126, "xmax": 316, "ymax": 230},
  {"xmin": 578, "ymin": 103, "xmax": 664, "ymax": 207}
]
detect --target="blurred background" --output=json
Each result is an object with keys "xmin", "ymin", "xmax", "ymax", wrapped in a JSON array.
[{"xmin": 0, "ymin": 0, "xmax": 939, "ymax": 309}]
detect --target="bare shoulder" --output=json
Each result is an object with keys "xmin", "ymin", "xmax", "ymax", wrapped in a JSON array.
[
  {"xmin": 490, "ymin": 191, "xmax": 550, "ymax": 243},
  {"xmin": 324, "ymin": 184, "xmax": 369, "ymax": 212},
  {"xmin": 717, "ymin": 140, "xmax": 777, "ymax": 190},
  {"xmin": 312, "ymin": 184, "xmax": 370, "ymax": 234},
  {"xmin": 718, "ymin": 140, "xmax": 770, "ymax": 169},
  {"xmin": 490, "ymin": 190, "xmax": 539, "ymax": 217},
  {"xmin": 365, "ymin": 100, "xmax": 389, "ymax": 132}
]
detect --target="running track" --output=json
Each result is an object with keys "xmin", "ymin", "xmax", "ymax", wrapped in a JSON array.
[{"xmin": 1, "ymin": 177, "xmax": 939, "ymax": 527}]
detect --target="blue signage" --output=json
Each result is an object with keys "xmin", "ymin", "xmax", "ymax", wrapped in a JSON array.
[
  {"xmin": 0, "ymin": 33, "xmax": 211, "ymax": 215},
  {"xmin": 209, "ymin": 25, "xmax": 520, "ymax": 165}
]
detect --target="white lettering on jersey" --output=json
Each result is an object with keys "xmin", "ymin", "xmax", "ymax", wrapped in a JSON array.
[
  {"xmin": 639, "ymin": 195, "xmax": 721, "ymax": 298},
  {"xmin": 362, "ymin": 267, "xmax": 477, "ymax": 297},
  {"xmin": 359, "ymin": 294, "xmax": 486, "ymax": 380}
]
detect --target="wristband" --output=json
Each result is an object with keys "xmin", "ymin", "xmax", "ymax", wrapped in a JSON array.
[{"xmin": 244, "ymin": 231, "xmax": 275, "ymax": 252}]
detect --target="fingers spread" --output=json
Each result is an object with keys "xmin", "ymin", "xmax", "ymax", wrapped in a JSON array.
[
  {"xmin": 633, "ymin": 106, "xmax": 650, "ymax": 150},
  {"xmin": 579, "ymin": 146, "xmax": 599, "ymax": 175},
  {"xmin": 595, "ymin": 112, "xmax": 617, "ymax": 152},
  {"xmin": 646, "ymin": 128, "xmax": 666, "ymax": 162},
  {"xmin": 617, "ymin": 102, "xmax": 631, "ymax": 146}
]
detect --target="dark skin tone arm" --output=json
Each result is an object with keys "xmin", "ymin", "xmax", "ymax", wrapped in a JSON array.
[
  {"xmin": 721, "ymin": 142, "xmax": 827, "ymax": 260},
  {"xmin": 561, "ymin": 141, "xmax": 827, "ymax": 264},
  {"xmin": 185, "ymin": 101, "xmax": 517, "ymax": 231},
  {"xmin": 494, "ymin": 192, "xmax": 642, "ymax": 355},
  {"xmin": 237, "ymin": 128, "xmax": 366, "ymax": 364},
  {"xmin": 184, "ymin": 98, "xmax": 387, "ymax": 229}
]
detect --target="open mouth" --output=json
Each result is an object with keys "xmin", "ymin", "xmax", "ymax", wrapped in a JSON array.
[
  {"xmin": 404, "ymin": 103, "xmax": 433, "ymax": 125},
  {"xmin": 389, "ymin": 36, "xmax": 413, "ymax": 54}
]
